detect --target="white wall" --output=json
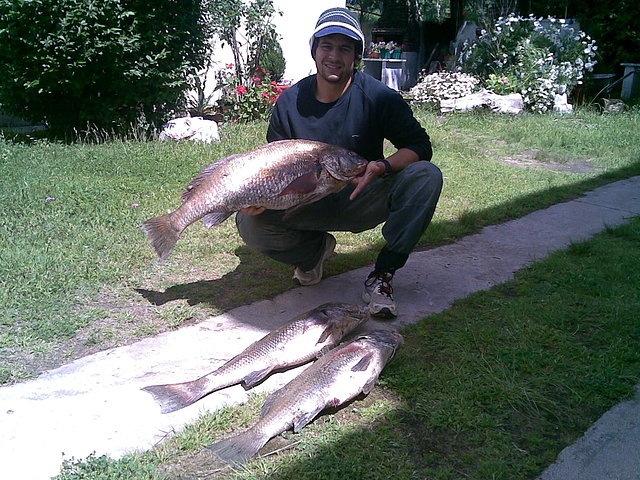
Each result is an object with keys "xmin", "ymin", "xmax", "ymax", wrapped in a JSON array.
[
  {"xmin": 200, "ymin": 0, "xmax": 345, "ymax": 101},
  {"xmin": 273, "ymin": 0, "xmax": 346, "ymax": 84}
]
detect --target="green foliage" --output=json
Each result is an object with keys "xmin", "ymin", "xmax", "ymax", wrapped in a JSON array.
[
  {"xmin": 518, "ymin": 0, "xmax": 639, "ymax": 74},
  {"xmin": 486, "ymin": 72, "xmax": 518, "ymax": 94},
  {"xmin": 460, "ymin": 15, "xmax": 597, "ymax": 112},
  {"xmin": 215, "ymin": 65, "xmax": 288, "ymax": 122},
  {"xmin": 53, "ymin": 452, "xmax": 160, "ymax": 480},
  {"xmin": 0, "ymin": 0, "xmax": 210, "ymax": 135},
  {"xmin": 207, "ymin": 0, "xmax": 285, "ymax": 86}
]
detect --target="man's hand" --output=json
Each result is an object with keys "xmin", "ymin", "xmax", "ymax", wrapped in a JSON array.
[
  {"xmin": 349, "ymin": 160, "xmax": 387, "ymax": 200},
  {"xmin": 239, "ymin": 206, "xmax": 267, "ymax": 215}
]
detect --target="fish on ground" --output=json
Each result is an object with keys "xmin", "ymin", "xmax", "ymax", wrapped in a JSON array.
[
  {"xmin": 142, "ymin": 139, "xmax": 368, "ymax": 261},
  {"xmin": 141, "ymin": 303, "xmax": 370, "ymax": 414},
  {"xmin": 207, "ymin": 329, "xmax": 403, "ymax": 464}
]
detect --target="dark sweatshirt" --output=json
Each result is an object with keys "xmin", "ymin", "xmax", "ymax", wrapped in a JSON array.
[{"xmin": 266, "ymin": 70, "xmax": 432, "ymax": 162}]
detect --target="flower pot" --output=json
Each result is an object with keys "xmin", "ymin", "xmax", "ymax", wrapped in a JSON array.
[{"xmin": 369, "ymin": 52, "xmax": 380, "ymax": 59}]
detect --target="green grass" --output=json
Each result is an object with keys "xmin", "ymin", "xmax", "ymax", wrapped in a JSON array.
[
  {"xmin": 1, "ymin": 109, "xmax": 639, "ymax": 382},
  {"xmin": 53, "ymin": 216, "xmax": 640, "ymax": 479}
]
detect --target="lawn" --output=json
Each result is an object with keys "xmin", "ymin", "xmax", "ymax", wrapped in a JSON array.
[
  {"xmin": 54, "ymin": 216, "xmax": 640, "ymax": 479},
  {"xmin": 1, "ymin": 107, "xmax": 639, "ymax": 479},
  {"xmin": 1, "ymin": 109, "xmax": 639, "ymax": 383}
]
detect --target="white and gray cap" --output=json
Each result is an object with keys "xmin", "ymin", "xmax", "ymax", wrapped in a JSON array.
[{"xmin": 309, "ymin": 7, "xmax": 365, "ymax": 57}]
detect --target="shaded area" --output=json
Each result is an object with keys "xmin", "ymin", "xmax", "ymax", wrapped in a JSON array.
[
  {"xmin": 160, "ymin": 218, "xmax": 640, "ymax": 479},
  {"xmin": 133, "ymin": 164, "xmax": 640, "ymax": 313}
]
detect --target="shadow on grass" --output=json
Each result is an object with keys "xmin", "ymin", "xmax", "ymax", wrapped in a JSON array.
[{"xmin": 133, "ymin": 163, "xmax": 640, "ymax": 315}]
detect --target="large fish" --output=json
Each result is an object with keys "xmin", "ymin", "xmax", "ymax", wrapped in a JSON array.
[
  {"xmin": 208, "ymin": 329, "xmax": 403, "ymax": 464},
  {"xmin": 142, "ymin": 140, "xmax": 368, "ymax": 261},
  {"xmin": 142, "ymin": 303, "xmax": 369, "ymax": 414}
]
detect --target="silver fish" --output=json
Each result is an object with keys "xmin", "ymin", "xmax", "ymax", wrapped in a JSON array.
[
  {"xmin": 208, "ymin": 329, "xmax": 403, "ymax": 463},
  {"xmin": 142, "ymin": 140, "xmax": 367, "ymax": 261},
  {"xmin": 142, "ymin": 303, "xmax": 369, "ymax": 414}
]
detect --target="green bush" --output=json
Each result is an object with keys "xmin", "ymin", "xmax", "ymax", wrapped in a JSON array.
[
  {"xmin": 0, "ymin": 0, "xmax": 210, "ymax": 135},
  {"xmin": 459, "ymin": 15, "xmax": 597, "ymax": 112}
]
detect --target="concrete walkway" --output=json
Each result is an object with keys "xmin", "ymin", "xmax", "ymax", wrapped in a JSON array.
[{"xmin": 1, "ymin": 176, "xmax": 639, "ymax": 480}]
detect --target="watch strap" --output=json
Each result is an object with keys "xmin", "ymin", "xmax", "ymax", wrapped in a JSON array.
[{"xmin": 377, "ymin": 158, "xmax": 393, "ymax": 176}]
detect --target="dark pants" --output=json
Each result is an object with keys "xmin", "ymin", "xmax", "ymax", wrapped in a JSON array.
[{"xmin": 236, "ymin": 160, "xmax": 443, "ymax": 273}]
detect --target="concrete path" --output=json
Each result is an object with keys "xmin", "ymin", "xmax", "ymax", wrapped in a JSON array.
[{"xmin": 1, "ymin": 176, "xmax": 639, "ymax": 480}]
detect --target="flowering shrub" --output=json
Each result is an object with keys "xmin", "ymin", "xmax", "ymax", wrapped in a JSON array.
[
  {"xmin": 459, "ymin": 15, "xmax": 597, "ymax": 113},
  {"xmin": 365, "ymin": 41, "xmax": 404, "ymax": 58},
  {"xmin": 215, "ymin": 65, "xmax": 289, "ymax": 123},
  {"xmin": 409, "ymin": 72, "xmax": 481, "ymax": 108}
]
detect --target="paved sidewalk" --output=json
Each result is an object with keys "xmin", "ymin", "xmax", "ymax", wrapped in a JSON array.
[{"xmin": 0, "ymin": 176, "xmax": 638, "ymax": 480}]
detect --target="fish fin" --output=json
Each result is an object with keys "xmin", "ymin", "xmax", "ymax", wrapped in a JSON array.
[
  {"xmin": 181, "ymin": 163, "xmax": 222, "ymax": 202},
  {"xmin": 279, "ymin": 168, "xmax": 321, "ymax": 196},
  {"xmin": 242, "ymin": 367, "xmax": 273, "ymax": 389},
  {"xmin": 181, "ymin": 155, "xmax": 242, "ymax": 202},
  {"xmin": 141, "ymin": 380, "xmax": 207, "ymax": 414},
  {"xmin": 316, "ymin": 324, "xmax": 334, "ymax": 344},
  {"xmin": 351, "ymin": 353, "xmax": 373, "ymax": 372},
  {"xmin": 141, "ymin": 214, "xmax": 180, "ymax": 262},
  {"xmin": 293, "ymin": 406, "xmax": 324, "ymax": 433},
  {"xmin": 260, "ymin": 390, "xmax": 281, "ymax": 417},
  {"xmin": 362, "ymin": 375, "xmax": 380, "ymax": 395},
  {"xmin": 202, "ymin": 211, "xmax": 233, "ymax": 228},
  {"xmin": 207, "ymin": 428, "xmax": 266, "ymax": 464}
]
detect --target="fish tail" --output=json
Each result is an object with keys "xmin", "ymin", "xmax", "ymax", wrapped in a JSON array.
[
  {"xmin": 141, "ymin": 214, "xmax": 180, "ymax": 262},
  {"xmin": 141, "ymin": 380, "xmax": 206, "ymax": 414},
  {"xmin": 207, "ymin": 428, "xmax": 267, "ymax": 464}
]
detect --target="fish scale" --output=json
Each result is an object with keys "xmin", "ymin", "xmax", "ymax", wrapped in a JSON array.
[
  {"xmin": 142, "ymin": 139, "xmax": 367, "ymax": 261},
  {"xmin": 141, "ymin": 303, "xmax": 369, "ymax": 414},
  {"xmin": 207, "ymin": 329, "xmax": 404, "ymax": 464}
]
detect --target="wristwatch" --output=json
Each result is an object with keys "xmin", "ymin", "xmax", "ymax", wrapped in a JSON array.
[{"xmin": 377, "ymin": 158, "xmax": 393, "ymax": 176}]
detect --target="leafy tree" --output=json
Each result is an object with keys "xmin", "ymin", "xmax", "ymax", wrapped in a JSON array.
[
  {"xmin": 208, "ymin": 0, "xmax": 285, "ymax": 84},
  {"xmin": 0, "ymin": 0, "xmax": 210, "ymax": 135}
]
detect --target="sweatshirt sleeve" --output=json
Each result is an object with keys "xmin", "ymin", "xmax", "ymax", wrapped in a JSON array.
[
  {"xmin": 266, "ymin": 100, "xmax": 287, "ymax": 143},
  {"xmin": 380, "ymin": 90, "xmax": 432, "ymax": 161}
]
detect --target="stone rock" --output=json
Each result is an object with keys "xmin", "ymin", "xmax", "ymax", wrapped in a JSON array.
[
  {"xmin": 440, "ymin": 90, "xmax": 523, "ymax": 114},
  {"xmin": 159, "ymin": 116, "xmax": 220, "ymax": 143}
]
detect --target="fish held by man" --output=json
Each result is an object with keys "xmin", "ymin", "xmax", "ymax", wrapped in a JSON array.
[
  {"xmin": 141, "ymin": 140, "xmax": 368, "ymax": 261},
  {"xmin": 141, "ymin": 303, "xmax": 370, "ymax": 414},
  {"xmin": 207, "ymin": 329, "xmax": 403, "ymax": 464}
]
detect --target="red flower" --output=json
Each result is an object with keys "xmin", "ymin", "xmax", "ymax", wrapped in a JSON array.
[
  {"xmin": 236, "ymin": 85, "xmax": 248, "ymax": 95},
  {"xmin": 253, "ymin": 77, "xmax": 262, "ymax": 83},
  {"xmin": 261, "ymin": 91, "xmax": 270, "ymax": 97},
  {"xmin": 227, "ymin": 63, "xmax": 234, "ymax": 69}
]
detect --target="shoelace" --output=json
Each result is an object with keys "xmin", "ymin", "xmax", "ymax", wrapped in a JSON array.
[{"xmin": 367, "ymin": 274, "xmax": 394, "ymax": 298}]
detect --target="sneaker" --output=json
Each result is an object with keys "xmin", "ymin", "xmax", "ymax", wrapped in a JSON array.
[
  {"xmin": 362, "ymin": 272, "xmax": 397, "ymax": 318},
  {"xmin": 292, "ymin": 234, "xmax": 336, "ymax": 286}
]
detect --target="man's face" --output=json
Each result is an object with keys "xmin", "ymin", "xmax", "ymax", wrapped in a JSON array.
[{"xmin": 314, "ymin": 34, "xmax": 357, "ymax": 85}]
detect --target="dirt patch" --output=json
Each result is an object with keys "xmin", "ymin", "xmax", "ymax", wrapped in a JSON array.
[{"xmin": 500, "ymin": 149, "xmax": 597, "ymax": 174}]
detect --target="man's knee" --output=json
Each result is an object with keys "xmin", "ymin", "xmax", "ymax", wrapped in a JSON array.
[{"xmin": 395, "ymin": 161, "xmax": 443, "ymax": 199}]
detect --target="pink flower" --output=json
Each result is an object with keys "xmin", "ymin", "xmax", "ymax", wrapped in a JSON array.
[
  {"xmin": 261, "ymin": 91, "xmax": 270, "ymax": 98},
  {"xmin": 236, "ymin": 85, "xmax": 248, "ymax": 95},
  {"xmin": 46, "ymin": 197, "xmax": 55, "ymax": 201},
  {"xmin": 253, "ymin": 77, "xmax": 261, "ymax": 83},
  {"xmin": 131, "ymin": 203, "xmax": 140, "ymax": 208}
]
